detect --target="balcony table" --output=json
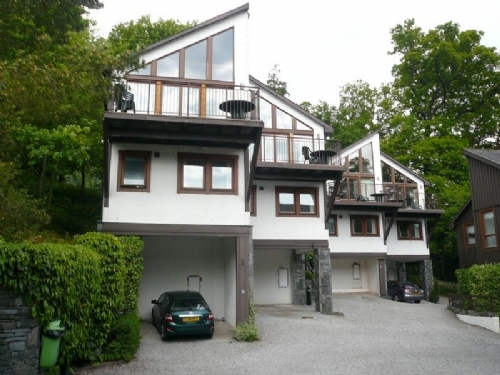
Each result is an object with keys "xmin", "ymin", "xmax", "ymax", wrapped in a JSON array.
[
  {"xmin": 219, "ymin": 100, "xmax": 255, "ymax": 119},
  {"xmin": 309, "ymin": 150, "xmax": 337, "ymax": 164},
  {"xmin": 370, "ymin": 193, "xmax": 388, "ymax": 202}
]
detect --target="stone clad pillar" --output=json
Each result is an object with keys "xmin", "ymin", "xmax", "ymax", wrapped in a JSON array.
[
  {"xmin": 420, "ymin": 259, "xmax": 434, "ymax": 300},
  {"xmin": 292, "ymin": 253, "xmax": 306, "ymax": 305},
  {"xmin": 398, "ymin": 262, "xmax": 407, "ymax": 281},
  {"xmin": 314, "ymin": 248, "xmax": 333, "ymax": 314}
]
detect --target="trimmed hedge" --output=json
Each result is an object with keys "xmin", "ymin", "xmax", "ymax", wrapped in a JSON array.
[
  {"xmin": 0, "ymin": 233, "xmax": 144, "ymax": 368},
  {"xmin": 456, "ymin": 264, "xmax": 500, "ymax": 312}
]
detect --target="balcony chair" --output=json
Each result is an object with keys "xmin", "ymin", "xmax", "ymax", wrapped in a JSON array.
[
  {"xmin": 114, "ymin": 84, "xmax": 136, "ymax": 113},
  {"xmin": 302, "ymin": 146, "xmax": 319, "ymax": 164}
]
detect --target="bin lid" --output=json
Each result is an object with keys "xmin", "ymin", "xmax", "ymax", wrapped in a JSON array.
[{"xmin": 47, "ymin": 320, "xmax": 65, "ymax": 331}]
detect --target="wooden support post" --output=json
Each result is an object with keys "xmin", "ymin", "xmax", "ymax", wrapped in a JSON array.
[{"xmin": 155, "ymin": 81, "xmax": 162, "ymax": 115}]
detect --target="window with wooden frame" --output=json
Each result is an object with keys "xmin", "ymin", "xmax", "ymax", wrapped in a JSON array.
[
  {"xmin": 463, "ymin": 222, "xmax": 476, "ymax": 247},
  {"xmin": 117, "ymin": 150, "xmax": 152, "ymax": 192},
  {"xmin": 350, "ymin": 215, "xmax": 379, "ymax": 236},
  {"xmin": 275, "ymin": 187, "xmax": 319, "ymax": 217},
  {"xmin": 328, "ymin": 215, "xmax": 338, "ymax": 236},
  {"xmin": 177, "ymin": 153, "xmax": 238, "ymax": 194},
  {"xmin": 480, "ymin": 209, "xmax": 498, "ymax": 250},
  {"xmin": 397, "ymin": 221, "xmax": 423, "ymax": 240},
  {"xmin": 250, "ymin": 185, "xmax": 257, "ymax": 216},
  {"xmin": 128, "ymin": 28, "xmax": 234, "ymax": 82}
]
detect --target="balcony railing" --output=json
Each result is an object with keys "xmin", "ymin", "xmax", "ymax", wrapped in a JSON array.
[
  {"xmin": 327, "ymin": 182, "xmax": 441, "ymax": 209},
  {"xmin": 255, "ymin": 137, "xmax": 342, "ymax": 165},
  {"xmin": 108, "ymin": 80, "xmax": 261, "ymax": 120}
]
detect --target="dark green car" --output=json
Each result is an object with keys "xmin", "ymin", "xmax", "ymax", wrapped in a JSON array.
[{"xmin": 151, "ymin": 291, "xmax": 214, "ymax": 341}]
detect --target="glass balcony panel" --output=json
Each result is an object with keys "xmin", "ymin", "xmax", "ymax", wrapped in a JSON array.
[
  {"xmin": 128, "ymin": 82, "xmax": 155, "ymax": 114},
  {"xmin": 275, "ymin": 136, "xmax": 289, "ymax": 163},
  {"xmin": 181, "ymin": 87, "xmax": 200, "ymax": 116},
  {"xmin": 162, "ymin": 85, "xmax": 181, "ymax": 116},
  {"xmin": 261, "ymin": 135, "xmax": 275, "ymax": 162},
  {"xmin": 292, "ymin": 137, "xmax": 313, "ymax": 163}
]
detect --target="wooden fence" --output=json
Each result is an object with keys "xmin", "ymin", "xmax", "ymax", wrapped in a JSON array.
[{"xmin": 448, "ymin": 294, "xmax": 500, "ymax": 313}]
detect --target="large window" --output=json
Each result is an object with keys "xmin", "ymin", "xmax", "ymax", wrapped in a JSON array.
[
  {"xmin": 117, "ymin": 151, "xmax": 152, "ymax": 192},
  {"xmin": 398, "ymin": 221, "xmax": 423, "ymax": 240},
  {"xmin": 481, "ymin": 209, "xmax": 498, "ymax": 250},
  {"xmin": 463, "ymin": 222, "xmax": 476, "ymax": 247},
  {"xmin": 275, "ymin": 187, "xmax": 319, "ymax": 217},
  {"xmin": 350, "ymin": 215, "xmax": 379, "ymax": 236},
  {"xmin": 178, "ymin": 153, "xmax": 238, "ymax": 194},
  {"xmin": 128, "ymin": 28, "xmax": 234, "ymax": 82}
]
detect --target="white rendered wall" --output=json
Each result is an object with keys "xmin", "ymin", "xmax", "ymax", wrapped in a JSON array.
[
  {"xmin": 139, "ymin": 236, "xmax": 236, "ymax": 325},
  {"xmin": 457, "ymin": 314, "xmax": 500, "ymax": 334},
  {"xmin": 139, "ymin": 11, "xmax": 249, "ymax": 86},
  {"xmin": 366, "ymin": 259, "xmax": 380, "ymax": 294},
  {"xmin": 104, "ymin": 144, "xmax": 249, "ymax": 226},
  {"xmin": 250, "ymin": 181, "xmax": 329, "ymax": 241},
  {"xmin": 386, "ymin": 220, "xmax": 429, "ymax": 257},
  {"xmin": 331, "ymin": 258, "xmax": 380, "ymax": 294},
  {"xmin": 253, "ymin": 249, "xmax": 293, "ymax": 304},
  {"xmin": 328, "ymin": 210, "xmax": 387, "ymax": 255}
]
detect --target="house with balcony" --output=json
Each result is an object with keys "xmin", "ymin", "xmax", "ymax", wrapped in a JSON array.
[
  {"xmin": 99, "ymin": 3, "xmax": 344, "ymax": 325},
  {"xmin": 452, "ymin": 149, "xmax": 500, "ymax": 269},
  {"xmin": 327, "ymin": 133, "xmax": 444, "ymax": 297}
]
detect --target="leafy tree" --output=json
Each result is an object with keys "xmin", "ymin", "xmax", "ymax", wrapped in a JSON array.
[
  {"xmin": 389, "ymin": 19, "xmax": 500, "ymax": 148},
  {"xmin": 267, "ymin": 64, "xmax": 289, "ymax": 97},
  {"xmin": 0, "ymin": 0, "xmax": 103, "ymax": 61},
  {"xmin": 107, "ymin": 15, "xmax": 196, "ymax": 57}
]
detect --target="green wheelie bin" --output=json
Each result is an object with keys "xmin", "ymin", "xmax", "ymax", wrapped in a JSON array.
[{"xmin": 39, "ymin": 320, "xmax": 66, "ymax": 368}]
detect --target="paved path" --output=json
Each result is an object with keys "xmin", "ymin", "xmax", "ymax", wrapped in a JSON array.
[{"xmin": 78, "ymin": 294, "xmax": 500, "ymax": 375}]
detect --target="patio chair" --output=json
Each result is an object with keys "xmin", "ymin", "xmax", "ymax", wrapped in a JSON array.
[
  {"xmin": 114, "ymin": 84, "xmax": 136, "ymax": 113},
  {"xmin": 302, "ymin": 146, "xmax": 319, "ymax": 164}
]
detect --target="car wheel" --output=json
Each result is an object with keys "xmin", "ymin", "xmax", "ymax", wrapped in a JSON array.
[
  {"xmin": 415, "ymin": 300, "xmax": 421, "ymax": 304},
  {"xmin": 161, "ymin": 324, "xmax": 168, "ymax": 342},
  {"xmin": 394, "ymin": 294, "xmax": 400, "ymax": 302},
  {"xmin": 206, "ymin": 333, "xmax": 213, "ymax": 339}
]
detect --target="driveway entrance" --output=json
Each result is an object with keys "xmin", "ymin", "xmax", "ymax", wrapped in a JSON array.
[{"xmin": 78, "ymin": 294, "xmax": 500, "ymax": 375}]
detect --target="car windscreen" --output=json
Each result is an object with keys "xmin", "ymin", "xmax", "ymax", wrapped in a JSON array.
[
  {"xmin": 402, "ymin": 283, "xmax": 418, "ymax": 289},
  {"xmin": 171, "ymin": 299, "xmax": 209, "ymax": 311}
]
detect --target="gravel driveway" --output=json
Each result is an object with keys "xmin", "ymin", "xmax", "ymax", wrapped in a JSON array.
[{"xmin": 77, "ymin": 294, "xmax": 500, "ymax": 375}]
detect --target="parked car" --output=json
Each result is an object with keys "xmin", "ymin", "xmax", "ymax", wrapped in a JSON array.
[
  {"xmin": 151, "ymin": 290, "xmax": 214, "ymax": 341},
  {"xmin": 387, "ymin": 281, "xmax": 424, "ymax": 303}
]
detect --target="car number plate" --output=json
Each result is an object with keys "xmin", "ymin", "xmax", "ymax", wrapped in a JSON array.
[
  {"xmin": 412, "ymin": 292, "xmax": 419, "ymax": 295},
  {"xmin": 183, "ymin": 317, "xmax": 200, "ymax": 322}
]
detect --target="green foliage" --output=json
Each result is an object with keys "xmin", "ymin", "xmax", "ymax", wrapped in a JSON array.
[
  {"xmin": 0, "ymin": 242, "xmax": 102, "ymax": 362},
  {"xmin": 456, "ymin": 264, "xmax": 500, "ymax": 312},
  {"xmin": 429, "ymin": 281, "xmax": 440, "ymax": 303},
  {"xmin": 233, "ymin": 299, "xmax": 259, "ymax": 342},
  {"xmin": 0, "ymin": 162, "xmax": 50, "ymax": 242},
  {"xmin": 100, "ymin": 314, "xmax": 141, "ymax": 362},
  {"xmin": 0, "ymin": 234, "xmax": 143, "ymax": 367},
  {"xmin": 107, "ymin": 15, "xmax": 196, "ymax": 57},
  {"xmin": 267, "ymin": 64, "xmax": 289, "ymax": 97},
  {"xmin": 119, "ymin": 236, "xmax": 144, "ymax": 314}
]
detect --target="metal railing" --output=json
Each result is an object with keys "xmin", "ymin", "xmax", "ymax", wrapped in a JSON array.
[
  {"xmin": 449, "ymin": 294, "xmax": 500, "ymax": 313},
  {"xmin": 327, "ymin": 181, "xmax": 441, "ymax": 209},
  {"xmin": 258, "ymin": 137, "xmax": 342, "ymax": 165},
  {"xmin": 108, "ymin": 80, "xmax": 261, "ymax": 120}
]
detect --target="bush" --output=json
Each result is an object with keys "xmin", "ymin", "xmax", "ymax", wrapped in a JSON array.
[
  {"xmin": 456, "ymin": 264, "xmax": 500, "ymax": 313},
  {"xmin": 100, "ymin": 314, "xmax": 141, "ymax": 362},
  {"xmin": 119, "ymin": 236, "xmax": 144, "ymax": 314},
  {"xmin": 429, "ymin": 281, "xmax": 440, "ymax": 303},
  {"xmin": 233, "ymin": 299, "xmax": 259, "ymax": 342}
]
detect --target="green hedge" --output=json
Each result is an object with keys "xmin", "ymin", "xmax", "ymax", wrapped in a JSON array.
[
  {"xmin": 0, "ymin": 233, "xmax": 144, "ymax": 367},
  {"xmin": 456, "ymin": 264, "xmax": 500, "ymax": 312}
]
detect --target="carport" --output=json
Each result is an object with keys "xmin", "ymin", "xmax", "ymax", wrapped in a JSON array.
[{"xmin": 100, "ymin": 223, "xmax": 252, "ymax": 326}]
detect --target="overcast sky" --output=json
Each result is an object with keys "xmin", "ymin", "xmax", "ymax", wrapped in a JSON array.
[{"xmin": 88, "ymin": 0, "xmax": 500, "ymax": 106}]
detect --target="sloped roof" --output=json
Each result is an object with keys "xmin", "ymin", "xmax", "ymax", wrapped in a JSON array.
[
  {"xmin": 249, "ymin": 75, "xmax": 334, "ymax": 134},
  {"xmin": 450, "ymin": 198, "xmax": 472, "ymax": 229},
  {"xmin": 463, "ymin": 149, "xmax": 500, "ymax": 170},
  {"xmin": 141, "ymin": 3, "xmax": 249, "ymax": 54}
]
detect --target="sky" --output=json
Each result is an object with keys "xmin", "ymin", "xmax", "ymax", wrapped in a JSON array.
[{"xmin": 88, "ymin": 0, "xmax": 500, "ymax": 106}]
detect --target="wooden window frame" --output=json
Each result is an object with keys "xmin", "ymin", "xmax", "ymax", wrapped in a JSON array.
[
  {"xmin": 127, "ymin": 27, "xmax": 235, "ymax": 83},
  {"xmin": 480, "ymin": 208, "xmax": 499, "ymax": 251},
  {"xmin": 275, "ymin": 186, "xmax": 319, "ymax": 217},
  {"xmin": 397, "ymin": 221, "xmax": 423, "ymax": 241},
  {"xmin": 117, "ymin": 150, "xmax": 152, "ymax": 192},
  {"xmin": 350, "ymin": 215, "xmax": 380, "ymax": 237},
  {"xmin": 463, "ymin": 222, "xmax": 476, "ymax": 248},
  {"xmin": 328, "ymin": 215, "xmax": 338, "ymax": 236},
  {"xmin": 250, "ymin": 185, "xmax": 257, "ymax": 216},
  {"xmin": 177, "ymin": 153, "xmax": 238, "ymax": 195}
]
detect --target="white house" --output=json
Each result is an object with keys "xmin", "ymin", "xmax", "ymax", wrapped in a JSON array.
[{"xmin": 99, "ymin": 4, "xmax": 443, "ymax": 326}]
